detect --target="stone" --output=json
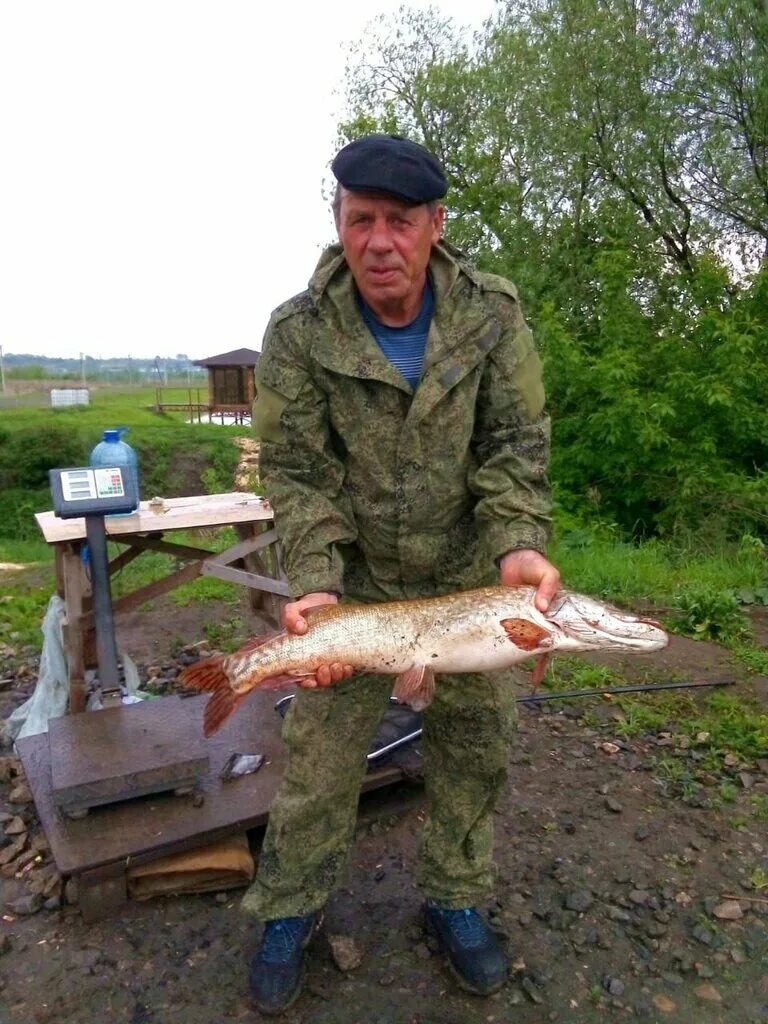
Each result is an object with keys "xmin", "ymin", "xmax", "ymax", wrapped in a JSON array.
[
  {"xmin": 712, "ymin": 900, "xmax": 743, "ymax": 920},
  {"xmin": 652, "ymin": 994, "xmax": 677, "ymax": 1013},
  {"xmin": 634, "ymin": 825, "xmax": 651, "ymax": 841},
  {"xmin": 0, "ymin": 835, "xmax": 26, "ymax": 867},
  {"xmin": 692, "ymin": 924, "xmax": 715, "ymax": 946},
  {"xmin": 327, "ymin": 934, "xmax": 363, "ymax": 973},
  {"xmin": 5, "ymin": 892, "xmax": 42, "ymax": 915},
  {"xmin": 8, "ymin": 783, "xmax": 33, "ymax": 805},
  {"xmin": 605, "ymin": 796, "xmax": 623, "ymax": 813},
  {"xmin": 563, "ymin": 889, "xmax": 594, "ymax": 913},
  {"xmin": 4, "ymin": 816, "xmax": 26, "ymax": 836},
  {"xmin": 629, "ymin": 890, "xmax": 651, "ymax": 906},
  {"xmin": 694, "ymin": 983, "xmax": 722, "ymax": 1003},
  {"xmin": 603, "ymin": 976, "xmax": 625, "ymax": 996},
  {"xmin": 521, "ymin": 976, "xmax": 544, "ymax": 1004},
  {"xmin": 696, "ymin": 963, "xmax": 715, "ymax": 979},
  {"xmin": 608, "ymin": 906, "xmax": 633, "ymax": 923}
]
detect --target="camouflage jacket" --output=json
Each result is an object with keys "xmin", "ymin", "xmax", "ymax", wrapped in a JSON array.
[{"xmin": 254, "ymin": 242, "xmax": 552, "ymax": 602}]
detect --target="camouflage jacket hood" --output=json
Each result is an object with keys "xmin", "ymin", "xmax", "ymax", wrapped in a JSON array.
[{"xmin": 254, "ymin": 241, "xmax": 552, "ymax": 602}]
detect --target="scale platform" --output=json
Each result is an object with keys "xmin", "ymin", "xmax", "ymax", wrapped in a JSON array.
[
  {"xmin": 17, "ymin": 691, "xmax": 407, "ymax": 920},
  {"xmin": 49, "ymin": 696, "xmax": 209, "ymax": 816}
]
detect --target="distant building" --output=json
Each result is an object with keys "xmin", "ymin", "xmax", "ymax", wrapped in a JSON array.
[{"xmin": 192, "ymin": 348, "xmax": 260, "ymax": 423}]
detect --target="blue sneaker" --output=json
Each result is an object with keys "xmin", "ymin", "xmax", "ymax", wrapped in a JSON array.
[
  {"xmin": 424, "ymin": 902, "xmax": 508, "ymax": 995},
  {"xmin": 249, "ymin": 912, "xmax": 320, "ymax": 1015}
]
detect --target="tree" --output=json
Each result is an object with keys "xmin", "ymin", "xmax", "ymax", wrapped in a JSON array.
[{"xmin": 339, "ymin": 1, "xmax": 768, "ymax": 538}]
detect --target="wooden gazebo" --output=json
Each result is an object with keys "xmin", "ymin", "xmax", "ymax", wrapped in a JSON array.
[{"xmin": 193, "ymin": 347, "xmax": 260, "ymax": 424}]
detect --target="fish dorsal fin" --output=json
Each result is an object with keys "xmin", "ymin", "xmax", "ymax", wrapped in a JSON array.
[
  {"xmin": 501, "ymin": 618, "xmax": 554, "ymax": 652},
  {"xmin": 238, "ymin": 630, "xmax": 286, "ymax": 653},
  {"xmin": 392, "ymin": 666, "xmax": 436, "ymax": 712}
]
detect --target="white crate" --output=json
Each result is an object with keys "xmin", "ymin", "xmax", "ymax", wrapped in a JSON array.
[{"xmin": 51, "ymin": 388, "xmax": 90, "ymax": 407}]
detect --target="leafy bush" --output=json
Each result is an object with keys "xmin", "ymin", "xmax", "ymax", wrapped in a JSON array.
[
  {"xmin": 670, "ymin": 586, "xmax": 751, "ymax": 642},
  {"xmin": 0, "ymin": 423, "xmax": 88, "ymax": 490},
  {"xmin": 0, "ymin": 487, "xmax": 59, "ymax": 540}
]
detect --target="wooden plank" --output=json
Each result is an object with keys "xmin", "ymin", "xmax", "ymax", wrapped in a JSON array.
[
  {"xmin": 202, "ymin": 562, "xmax": 292, "ymax": 597},
  {"xmin": 112, "ymin": 534, "xmax": 216, "ymax": 561},
  {"xmin": 233, "ymin": 523, "xmax": 287, "ymax": 626},
  {"xmin": 112, "ymin": 559, "xmax": 204, "ymax": 610},
  {"xmin": 85, "ymin": 559, "xmax": 203, "ymax": 622},
  {"xmin": 35, "ymin": 492, "xmax": 273, "ymax": 544},
  {"xmin": 17, "ymin": 691, "xmax": 405, "ymax": 877},
  {"xmin": 204, "ymin": 528, "xmax": 279, "ymax": 566},
  {"xmin": 106, "ymin": 544, "xmax": 145, "ymax": 577}
]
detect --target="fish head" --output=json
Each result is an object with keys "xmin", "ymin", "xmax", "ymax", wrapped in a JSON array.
[{"xmin": 544, "ymin": 592, "xmax": 669, "ymax": 653}]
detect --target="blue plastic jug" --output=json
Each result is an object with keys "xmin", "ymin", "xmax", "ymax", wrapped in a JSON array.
[{"xmin": 89, "ymin": 428, "xmax": 140, "ymax": 513}]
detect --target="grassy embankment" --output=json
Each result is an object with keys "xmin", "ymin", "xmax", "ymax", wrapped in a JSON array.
[{"xmin": 0, "ymin": 386, "xmax": 249, "ymax": 648}]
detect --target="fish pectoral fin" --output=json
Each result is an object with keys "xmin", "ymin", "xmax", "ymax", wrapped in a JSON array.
[
  {"xmin": 501, "ymin": 617, "xmax": 554, "ymax": 652},
  {"xmin": 530, "ymin": 653, "xmax": 551, "ymax": 692},
  {"xmin": 392, "ymin": 666, "xmax": 435, "ymax": 712},
  {"xmin": 257, "ymin": 672, "xmax": 314, "ymax": 691}
]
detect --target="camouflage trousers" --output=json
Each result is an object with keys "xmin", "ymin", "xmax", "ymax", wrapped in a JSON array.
[{"xmin": 241, "ymin": 669, "xmax": 518, "ymax": 919}]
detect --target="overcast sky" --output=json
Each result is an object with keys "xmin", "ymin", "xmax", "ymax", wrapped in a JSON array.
[{"xmin": 0, "ymin": 1, "xmax": 494, "ymax": 361}]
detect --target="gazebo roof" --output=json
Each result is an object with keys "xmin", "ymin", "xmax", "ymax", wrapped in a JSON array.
[{"xmin": 193, "ymin": 348, "xmax": 261, "ymax": 368}]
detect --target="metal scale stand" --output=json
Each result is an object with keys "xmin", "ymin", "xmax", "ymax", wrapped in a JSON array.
[{"xmin": 47, "ymin": 466, "xmax": 208, "ymax": 818}]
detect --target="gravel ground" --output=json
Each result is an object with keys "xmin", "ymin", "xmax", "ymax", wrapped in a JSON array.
[{"xmin": 1, "ymin": 596, "xmax": 767, "ymax": 1024}]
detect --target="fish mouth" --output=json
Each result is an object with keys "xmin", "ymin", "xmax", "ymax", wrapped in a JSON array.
[{"xmin": 547, "ymin": 596, "xmax": 669, "ymax": 651}]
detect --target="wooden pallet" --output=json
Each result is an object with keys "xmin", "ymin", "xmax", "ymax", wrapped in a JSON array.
[{"xmin": 17, "ymin": 691, "xmax": 403, "ymax": 921}]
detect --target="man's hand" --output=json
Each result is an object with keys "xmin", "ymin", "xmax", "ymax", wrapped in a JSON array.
[
  {"xmin": 282, "ymin": 592, "xmax": 354, "ymax": 689},
  {"xmin": 499, "ymin": 549, "xmax": 561, "ymax": 613}
]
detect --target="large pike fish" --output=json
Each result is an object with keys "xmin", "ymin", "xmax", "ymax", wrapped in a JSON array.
[{"xmin": 178, "ymin": 586, "xmax": 667, "ymax": 736}]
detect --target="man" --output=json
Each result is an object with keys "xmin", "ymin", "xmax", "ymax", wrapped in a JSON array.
[{"xmin": 246, "ymin": 134, "xmax": 560, "ymax": 1015}]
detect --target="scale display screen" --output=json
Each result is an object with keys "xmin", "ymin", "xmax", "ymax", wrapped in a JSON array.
[
  {"xmin": 50, "ymin": 466, "xmax": 138, "ymax": 518},
  {"xmin": 60, "ymin": 468, "xmax": 126, "ymax": 502}
]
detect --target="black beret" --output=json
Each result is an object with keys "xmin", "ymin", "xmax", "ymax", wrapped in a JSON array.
[{"xmin": 332, "ymin": 134, "xmax": 447, "ymax": 204}]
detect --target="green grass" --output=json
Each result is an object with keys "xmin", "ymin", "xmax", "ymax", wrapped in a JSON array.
[
  {"xmin": 0, "ymin": 527, "xmax": 247, "ymax": 657},
  {"xmin": 551, "ymin": 531, "xmax": 767, "ymax": 608},
  {"xmin": 107, "ymin": 529, "xmax": 243, "ymax": 608},
  {"xmin": 0, "ymin": 536, "xmax": 52, "ymax": 565},
  {"xmin": 0, "ymin": 583, "xmax": 52, "ymax": 651}
]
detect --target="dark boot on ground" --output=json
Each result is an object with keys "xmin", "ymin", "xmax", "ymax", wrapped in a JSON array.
[
  {"xmin": 249, "ymin": 912, "xmax": 320, "ymax": 1015},
  {"xmin": 424, "ymin": 901, "xmax": 508, "ymax": 995}
]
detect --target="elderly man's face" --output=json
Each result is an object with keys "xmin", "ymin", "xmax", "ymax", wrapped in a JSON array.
[{"xmin": 336, "ymin": 188, "xmax": 445, "ymax": 324}]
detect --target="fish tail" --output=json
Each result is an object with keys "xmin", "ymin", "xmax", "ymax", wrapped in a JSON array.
[
  {"xmin": 178, "ymin": 654, "xmax": 229, "ymax": 692},
  {"xmin": 203, "ymin": 686, "xmax": 249, "ymax": 737}
]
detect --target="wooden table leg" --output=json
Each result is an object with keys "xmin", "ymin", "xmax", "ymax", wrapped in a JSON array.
[{"xmin": 59, "ymin": 542, "xmax": 91, "ymax": 714}]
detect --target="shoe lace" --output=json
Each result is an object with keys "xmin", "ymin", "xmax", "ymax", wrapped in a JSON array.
[
  {"xmin": 441, "ymin": 908, "xmax": 487, "ymax": 948},
  {"xmin": 260, "ymin": 917, "xmax": 308, "ymax": 965}
]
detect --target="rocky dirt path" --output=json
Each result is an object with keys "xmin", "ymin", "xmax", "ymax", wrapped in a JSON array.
[{"xmin": 1, "ymin": 596, "xmax": 767, "ymax": 1024}]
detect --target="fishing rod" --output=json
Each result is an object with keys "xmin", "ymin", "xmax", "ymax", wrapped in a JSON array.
[
  {"xmin": 275, "ymin": 681, "xmax": 734, "ymax": 764},
  {"xmin": 515, "ymin": 677, "xmax": 735, "ymax": 703},
  {"xmin": 364, "ymin": 679, "xmax": 735, "ymax": 763}
]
